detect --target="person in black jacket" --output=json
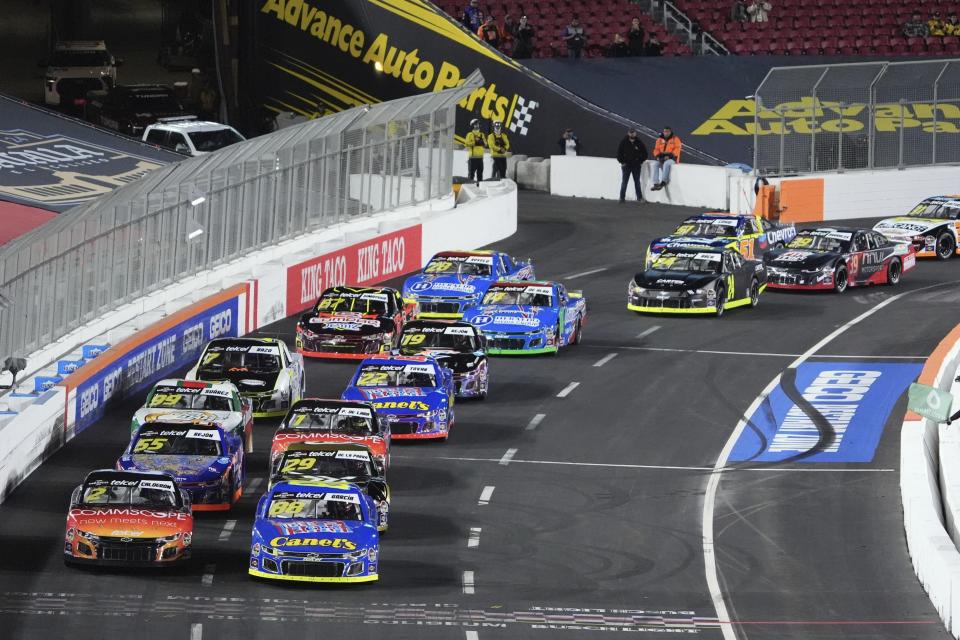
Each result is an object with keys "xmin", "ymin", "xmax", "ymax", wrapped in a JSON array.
[
  {"xmin": 617, "ymin": 128, "xmax": 646, "ymax": 202},
  {"xmin": 558, "ymin": 128, "xmax": 581, "ymax": 155}
]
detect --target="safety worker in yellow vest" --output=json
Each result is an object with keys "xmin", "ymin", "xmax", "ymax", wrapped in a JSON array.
[
  {"xmin": 464, "ymin": 118, "xmax": 486, "ymax": 185},
  {"xmin": 487, "ymin": 121, "xmax": 511, "ymax": 180}
]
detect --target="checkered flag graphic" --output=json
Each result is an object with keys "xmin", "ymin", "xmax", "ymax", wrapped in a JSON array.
[{"xmin": 508, "ymin": 96, "xmax": 539, "ymax": 136}]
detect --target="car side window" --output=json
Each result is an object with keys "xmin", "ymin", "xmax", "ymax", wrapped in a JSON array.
[
  {"xmin": 169, "ymin": 132, "xmax": 189, "ymax": 151},
  {"xmin": 279, "ymin": 341, "xmax": 290, "ymax": 366},
  {"xmin": 747, "ymin": 219, "xmax": 761, "ymax": 234},
  {"xmin": 869, "ymin": 232, "xmax": 888, "ymax": 248},
  {"xmin": 853, "ymin": 233, "xmax": 868, "ymax": 252},
  {"xmin": 723, "ymin": 253, "xmax": 734, "ymax": 272},
  {"xmin": 498, "ymin": 254, "xmax": 509, "ymax": 276},
  {"xmin": 145, "ymin": 129, "xmax": 167, "ymax": 146}
]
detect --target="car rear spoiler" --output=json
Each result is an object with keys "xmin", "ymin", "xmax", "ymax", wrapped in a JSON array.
[{"xmin": 568, "ymin": 290, "xmax": 583, "ymax": 299}]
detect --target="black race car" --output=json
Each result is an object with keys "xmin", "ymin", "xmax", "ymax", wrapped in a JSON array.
[
  {"xmin": 627, "ymin": 244, "xmax": 766, "ymax": 317},
  {"xmin": 397, "ymin": 320, "xmax": 489, "ymax": 399},
  {"xmin": 85, "ymin": 83, "xmax": 191, "ymax": 136},
  {"xmin": 295, "ymin": 286, "xmax": 416, "ymax": 359},
  {"xmin": 764, "ymin": 227, "xmax": 917, "ymax": 292}
]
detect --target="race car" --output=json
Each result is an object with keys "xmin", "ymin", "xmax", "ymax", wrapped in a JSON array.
[
  {"xmin": 647, "ymin": 212, "xmax": 796, "ymax": 265},
  {"xmin": 341, "ymin": 355, "xmax": 455, "ymax": 440},
  {"xmin": 295, "ymin": 286, "xmax": 416, "ymax": 359},
  {"xmin": 873, "ymin": 195, "xmax": 960, "ymax": 259},
  {"xmin": 248, "ymin": 479, "xmax": 380, "ymax": 583},
  {"xmin": 118, "ymin": 419, "xmax": 246, "ymax": 511},
  {"xmin": 131, "ymin": 379, "xmax": 253, "ymax": 453},
  {"xmin": 185, "ymin": 337, "xmax": 304, "ymax": 418},
  {"xmin": 269, "ymin": 443, "xmax": 390, "ymax": 532},
  {"xmin": 628, "ymin": 244, "xmax": 766, "ymax": 317},
  {"xmin": 64, "ymin": 469, "xmax": 192, "ymax": 567},
  {"xmin": 401, "ymin": 250, "xmax": 535, "ymax": 319},
  {"xmin": 271, "ymin": 399, "xmax": 390, "ymax": 473},
  {"xmin": 397, "ymin": 320, "xmax": 489, "ymax": 399},
  {"xmin": 764, "ymin": 227, "xmax": 916, "ymax": 292},
  {"xmin": 461, "ymin": 281, "xmax": 586, "ymax": 355}
]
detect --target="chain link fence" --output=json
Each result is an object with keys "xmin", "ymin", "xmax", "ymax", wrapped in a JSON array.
[
  {"xmin": 753, "ymin": 59, "xmax": 960, "ymax": 176},
  {"xmin": 0, "ymin": 72, "xmax": 482, "ymax": 363}
]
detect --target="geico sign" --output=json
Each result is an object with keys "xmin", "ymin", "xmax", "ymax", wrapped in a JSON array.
[{"xmin": 209, "ymin": 310, "xmax": 232, "ymax": 339}]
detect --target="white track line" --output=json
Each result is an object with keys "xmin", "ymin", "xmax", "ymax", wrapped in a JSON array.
[
  {"xmin": 468, "ymin": 527, "xmax": 482, "ymax": 548},
  {"xmin": 499, "ymin": 448, "xmax": 517, "ymax": 466},
  {"xmin": 526, "ymin": 413, "xmax": 546, "ymax": 431},
  {"xmin": 702, "ymin": 284, "xmax": 942, "ymax": 640},
  {"xmin": 218, "ymin": 519, "xmax": 237, "ymax": 542},
  {"xmin": 636, "ymin": 325, "xmax": 661, "ymax": 339},
  {"xmin": 466, "ymin": 631, "xmax": 479, "ymax": 640},
  {"xmin": 593, "ymin": 353, "xmax": 618, "ymax": 367},
  {"xmin": 201, "ymin": 564, "xmax": 215, "ymax": 586},
  {"xmin": 462, "ymin": 570, "xmax": 475, "ymax": 594},
  {"xmin": 595, "ymin": 345, "xmax": 926, "ymax": 359},
  {"xmin": 478, "ymin": 485, "xmax": 495, "ymax": 505},
  {"xmin": 415, "ymin": 455, "xmax": 893, "ymax": 472},
  {"xmin": 556, "ymin": 381, "xmax": 580, "ymax": 397},
  {"xmin": 564, "ymin": 266, "xmax": 608, "ymax": 279},
  {"xmin": 190, "ymin": 623, "xmax": 202, "ymax": 640}
]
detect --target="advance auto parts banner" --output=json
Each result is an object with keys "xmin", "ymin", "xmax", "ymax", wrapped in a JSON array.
[{"xmin": 247, "ymin": 0, "xmax": 670, "ymax": 160}]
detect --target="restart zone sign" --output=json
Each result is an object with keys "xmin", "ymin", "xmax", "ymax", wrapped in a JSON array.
[{"xmin": 729, "ymin": 362, "xmax": 922, "ymax": 463}]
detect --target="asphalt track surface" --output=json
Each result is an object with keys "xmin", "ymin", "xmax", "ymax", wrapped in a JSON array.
[{"xmin": 0, "ymin": 191, "xmax": 956, "ymax": 640}]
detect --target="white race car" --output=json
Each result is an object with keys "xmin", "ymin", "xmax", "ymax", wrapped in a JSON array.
[{"xmin": 873, "ymin": 195, "xmax": 960, "ymax": 260}]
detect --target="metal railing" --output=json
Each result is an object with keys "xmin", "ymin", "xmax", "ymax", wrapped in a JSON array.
[
  {"xmin": 0, "ymin": 72, "xmax": 484, "ymax": 363},
  {"xmin": 635, "ymin": 0, "xmax": 729, "ymax": 55},
  {"xmin": 754, "ymin": 59, "xmax": 960, "ymax": 176}
]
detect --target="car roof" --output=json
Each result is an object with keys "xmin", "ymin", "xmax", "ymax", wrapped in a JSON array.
[
  {"xmin": 137, "ymin": 416, "xmax": 225, "ymax": 431},
  {"xmin": 685, "ymin": 212, "xmax": 745, "ymax": 221},
  {"xmin": 55, "ymin": 40, "xmax": 107, "ymax": 50},
  {"xmin": 433, "ymin": 250, "xmax": 497, "ymax": 257},
  {"xmin": 206, "ymin": 337, "xmax": 282, "ymax": 348},
  {"xmin": 660, "ymin": 244, "xmax": 726, "ymax": 254},
  {"xmin": 800, "ymin": 226, "xmax": 861, "ymax": 234},
  {"xmin": 488, "ymin": 280, "xmax": 555, "ymax": 288},
  {"xmin": 148, "ymin": 120, "xmax": 236, "ymax": 133},
  {"xmin": 357, "ymin": 355, "xmax": 436, "ymax": 367},
  {"xmin": 84, "ymin": 468, "xmax": 174, "ymax": 484},
  {"xmin": 290, "ymin": 398, "xmax": 375, "ymax": 411},
  {"xmin": 323, "ymin": 285, "xmax": 397, "ymax": 295},
  {"xmin": 404, "ymin": 319, "xmax": 477, "ymax": 331},
  {"xmin": 153, "ymin": 378, "xmax": 238, "ymax": 394}
]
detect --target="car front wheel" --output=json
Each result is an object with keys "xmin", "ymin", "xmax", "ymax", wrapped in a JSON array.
[
  {"xmin": 714, "ymin": 287, "xmax": 726, "ymax": 318},
  {"xmin": 886, "ymin": 258, "xmax": 902, "ymax": 285},
  {"xmin": 749, "ymin": 279, "xmax": 760, "ymax": 307}
]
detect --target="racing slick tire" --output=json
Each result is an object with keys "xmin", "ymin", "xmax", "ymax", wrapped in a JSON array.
[
  {"xmin": 714, "ymin": 287, "xmax": 726, "ymax": 318},
  {"xmin": 936, "ymin": 232, "xmax": 956, "ymax": 260},
  {"xmin": 833, "ymin": 266, "xmax": 848, "ymax": 294},
  {"xmin": 886, "ymin": 258, "xmax": 902, "ymax": 286},
  {"xmin": 749, "ymin": 279, "xmax": 761, "ymax": 307},
  {"xmin": 572, "ymin": 320, "xmax": 583, "ymax": 345}
]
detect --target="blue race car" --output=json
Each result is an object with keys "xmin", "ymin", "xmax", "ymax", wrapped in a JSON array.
[
  {"xmin": 341, "ymin": 355, "xmax": 455, "ymax": 440},
  {"xmin": 647, "ymin": 212, "xmax": 796, "ymax": 265},
  {"xmin": 249, "ymin": 479, "xmax": 379, "ymax": 583},
  {"xmin": 402, "ymin": 250, "xmax": 535, "ymax": 319},
  {"xmin": 461, "ymin": 281, "xmax": 586, "ymax": 355},
  {"xmin": 118, "ymin": 416, "xmax": 245, "ymax": 511}
]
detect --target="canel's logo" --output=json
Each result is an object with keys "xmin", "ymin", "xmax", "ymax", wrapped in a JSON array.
[{"xmin": 469, "ymin": 315, "xmax": 493, "ymax": 327}]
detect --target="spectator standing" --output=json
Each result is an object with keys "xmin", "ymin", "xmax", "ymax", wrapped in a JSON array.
[
  {"xmin": 610, "ymin": 33, "xmax": 630, "ymax": 57},
  {"xmin": 651, "ymin": 127, "xmax": 681, "ymax": 191},
  {"xmin": 501, "ymin": 14, "xmax": 516, "ymax": 54},
  {"xmin": 645, "ymin": 34, "xmax": 663, "ymax": 56},
  {"xmin": 746, "ymin": 0, "xmax": 772, "ymax": 23},
  {"xmin": 563, "ymin": 16, "xmax": 587, "ymax": 59},
  {"xmin": 464, "ymin": 119, "xmax": 486, "ymax": 184},
  {"xmin": 903, "ymin": 12, "xmax": 929, "ymax": 37},
  {"xmin": 627, "ymin": 18, "xmax": 645, "ymax": 56},
  {"xmin": 929, "ymin": 11, "xmax": 946, "ymax": 36},
  {"xmin": 730, "ymin": 0, "xmax": 748, "ymax": 23},
  {"xmin": 487, "ymin": 121, "xmax": 510, "ymax": 180},
  {"xmin": 558, "ymin": 128, "xmax": 581, "ymax": 155},
  {"xmin": 513, "ymin": 15, "xmax": 535, "ymax": 58},
  {"xmin": 617, "ymin": 128, "xmax": 646, "ymax": 203},
  {"xmin": 946, "ymin": 13, "xmax": 960, "ymax": 35},
  {"xmin": 462, "ymin": 0, "xmax": 481, "ymax": 32},
  {"xmin": 478, "ymin": 14, "xmax": 502, "ymax": 49}
]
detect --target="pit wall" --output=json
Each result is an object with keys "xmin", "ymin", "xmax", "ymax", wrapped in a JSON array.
[
  {"xmin": 0, "ymin": 181, "xmax": 518, "ymax": 502},
  {"xmin": 901, "ymin": 323, "xmax": 960, "ymax": 638}
]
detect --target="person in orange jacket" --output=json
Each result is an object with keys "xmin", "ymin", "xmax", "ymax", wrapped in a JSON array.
[{"xmin": 651, "ymin": 126, "xmax": 681, "ymax": 191}]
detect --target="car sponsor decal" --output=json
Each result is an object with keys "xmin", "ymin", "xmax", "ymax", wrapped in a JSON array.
[
  {"xmin": 445, "ymin": 326, "xmax": 473, "ymax": 335},
  {"xmin": 185, "ymin": 429, "xmax": 220, "ymax": 440},
  {"xmin": 412, "ymin": 281, "xmax": 476, "ymax": 293},
  {"xmin": 339, "ymin": 407, "xmax": 372, "ymax": 418},
  {"xmin": 729, "ymin": 361, "xmax": 922, "ymax": 462},
  {"xmin": 272, "ymin": 520, "xmax": 350, "ymax": 535},
  {"xmin": 138, "ymin": 480, "xmax": 175, "ymax": 491},
  {"xmin": 775, "ymin": 251, "xmax": 813, "ymax": 262}
]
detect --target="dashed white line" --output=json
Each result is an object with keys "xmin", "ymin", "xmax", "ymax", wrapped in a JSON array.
[
  {"xmin": 218, "ymin": 519, "xmax": 237, "ymax": 542},
  {"xmin": 556, "ymin": 381, "xmax": 580, "ymax": 397},
  {"xmin": 564, "ymin": 266, "xmax": 608, "ymax": 279},
  {"xmin": 526, "ymin": 413, "xmax": 546, "ymax": 431},
  {"xmin": 478, "ymin": 485, "xmax": 495, "ymax": 505},
  {"xmin": 201, "ymin": 564, "xmax": 216, "ymax": 586},
  {"xmin": 462, "ymin": 570, "xmax": 475, "ymax": 594},
  {"xmin": 468, "ymin": 527, "xmax": 482, "ymax": 548},
  {"xmin": 466, "ymin": 631, "xmax": 479, "ymax": 640},
  {"xmin": 499, "ymin": 448, "xmax": 517, "ymax": 466},
  {"xmin": 636, "ymin": 325, "xmax": 661, "ymax": 339},
  {"xmin": 599, "ymin": 345, "xmax": 926, "ymax": 359},
  {"xmin": 593, "ymin": 352, "xmax": 618, "ymax": 367},
  {"xmin": 190, "ymin": 623, "xmax": 203, "ymax": 640}
]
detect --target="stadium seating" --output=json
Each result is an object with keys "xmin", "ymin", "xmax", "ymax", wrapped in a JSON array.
[{"xmin": 434, "ymin": 0, "xmax": 695, "ymax": 56}]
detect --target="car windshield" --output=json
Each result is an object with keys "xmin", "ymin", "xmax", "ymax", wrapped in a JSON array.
[
  {"xmin": 131, "ymin": 429, "xmax": 222, "ymax": 456},
  {"xmin": 267, "ymin": 495, "xmax": 362, "ymax": 520},
  {"xmin": 652, "ymin": 252, "xmax": 722, "ymax": 273},
  {"xmin": 147, "ymin": 387, "xmax": 233, "ymax": 411},
  {"xmin": 907, "ymin": 200, "xmax": 960, "ymax": 220},
  {"xmin": 276, "ymin": 453, "xmax": 373, "ymax": 481},
  {"xmin": 355, "ymin": 364, "xmax": 436, "ymax": 388},
  {"xmin": 188, "ymin": 128, "xmax": 244, "ymax": 152},
  {"xmin": 482, "ymin": 286, "xmax": 553, "ymax": 307},
  {"xmin": 51, "ymin": 50, "xmax": 111, "ymax": 66},
  {"xmin": 198, "ymin": 347, "xmax": 281, "ymax": 374},
  {"xmin": 282, "ymin": 408, "xmax": 376, "ymax": 436},
  {"xmin": 127, "ymin": 92, "xmax": 181, "ymax": 112},
  {"xmin": 787, "ymin": 232, "xmax": 850, "ymax": 253},
  {"xmin": 399, "ymin": 328, "xmax": 478, "ymax": 354},
  {"xmin": 672, "ymin": 218, "xmax": 741, "ymax": 238},
  {"xmin": 423, "ymin": 256, "xmax": 493, "ymax": 276},
  {"xmin": 81, "ymin": 482, "xmax": 178, "ymax": 509},
  {"xmin": 315, "ymin": 293, "xmax": 388, "ymax": 315}
]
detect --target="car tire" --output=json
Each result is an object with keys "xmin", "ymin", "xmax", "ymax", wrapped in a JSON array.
[
  {"xmin": 572, "ymin": 320, "xmax": 583, "ymax": 345},
  {"xmin": 937, "ymin": 232, "xmax": 956, "ymax": 260},
  {"xmin": 834, "ymin": 266, "xmax": 848, "ymax": 293},
  {"xmin": 714, "ymin": 286, "xmax": 726, "ymax": 318},
  {"xmin": 549, "ymin": 324, "xmax": 561, "ymax": 355},
  {"xmin": 886, "ymin": 258, "xmax": 902, "ymax": 286},
  {"xmin": 749, "ymin": 279, "xmax": 760, "ymax": 307}
]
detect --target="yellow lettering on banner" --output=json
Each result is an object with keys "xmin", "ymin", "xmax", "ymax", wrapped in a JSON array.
[
  {"xmin": 692, "ymin": 120, "xmax": 750, "ymax": 135},
  {"xmin": 820, "ymin": 119, "xmax": 864, "ymax": 133},
  {"xmin": 493, "ymin": 95, "xmax": 509, "ymax": 123},
  {"xmin": 875, "ymin": 117, "xmax": 921, "ymax": 132},
  {"xmin": 401, "ymin": 49, "xmax": 420, "ymax": 83},
  {"xmin": 914, "ymin": 103, "xmax": 960, "ymax": 120},
  {"xmin": 309, "ymin": 13, "xmax": 326, "ymax": 37},
  {"xmin": 413, "ymin": 61, "xmax": 434, "ymax": 90},
  {"xmin": 338, "ymin": 24, "xmax": 354, "ymax": 52},
  {"xmin": 349, "ymin": 29, "xmax": 364, "ymax": 57},
  {"xmin": 705, "ymin": 99, "xmax": 757, "ymax": 120},
  {"xmin": 744, "ymin": 121, "xmax": 786, "ymax": 135},
  {"xmin": 433, "ymin": 61, "xmax": 462, "ymax": 92},
  {"xmin": 875, "ymin": 104, "xmax": 913, "ymax": 118},
  {"xmin": 363, "ymin": 32, "xmax": 388, "ymax": 66},
  {"xmin": 924, "ymin": 121, "xmax": 960, "ymax": 133},
  {"xmin": 261, "ymin": 0, "xmax": 284, "ymax": 18},
  {"xmin": 324, "ymin": 15, "xmax": 342, "ymax": 42}
]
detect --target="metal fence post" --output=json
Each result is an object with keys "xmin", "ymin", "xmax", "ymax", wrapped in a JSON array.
[
  {"xmin": 837, "ymin": 101, "xmax": 844, "ymax": 173},
  {"xmin": 778, "ymin": 107, "xmax": 786, "ymax": 178},
  {"xmin": 898, "ymin": 98, "xmax": 905, "ymax": 170},
  {"xmin": 932, "ymin": 61, "xmax": 948, "ymax": 165}
]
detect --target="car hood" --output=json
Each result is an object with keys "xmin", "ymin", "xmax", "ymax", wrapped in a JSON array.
[
  {"xmin": 634, "ymin": 271, "xmax": 719, "ymax": 291},
  {"xmin": 121, "ymin": 455, "xmax": 230, "ymax": 483},
  {"xmin": 133, "ymin": 408, "xmax": 236, "ymax": 426},
  {"xmin": 300, "ymin": 312, "xmax": 388, "ymax": 335},
  {"xmin": 341, "ymin": 387, "xmax": 442, "ymax": 413},
  {"xmin": 462, "ymin": 305, "xmax": 555, "ymax": 332},
  {"xmin": 874, "ymin": 217, "xmax": 946, "ymax": 236},
  {"xmin": 403, "ymin": 273, "xmax": 489, "ymax": 297},
  {"xmin": 68, "ymin": 506, "xmax": 191, "ymax": 538},
  {"xmin": 764, "ymin": 249, "xmax": 837, "ymax": 270},
  {"xmin": 270, "ymin": 432, "xmax": 388, "ymax": 459},
  {"xmin": 196, "ymin": 369, "xmax": 279, "ymax": 393},
  {"xmin": 650, "ymin": 236, "xmax": 731, "ymax": 251},
  {"xmin": 254, "ymin": 518, "xmax": 377, "ymax": 550}
]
